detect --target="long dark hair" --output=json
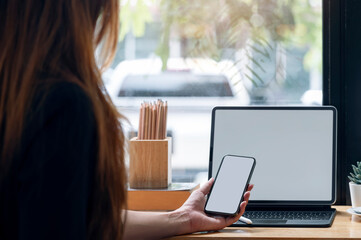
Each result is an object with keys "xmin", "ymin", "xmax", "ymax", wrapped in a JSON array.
[{"xmin": 0, "ymin": 1, "xmax": 127, "ymax": 239}]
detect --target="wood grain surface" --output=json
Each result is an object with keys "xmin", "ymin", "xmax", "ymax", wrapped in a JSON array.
[
  {"xmin": 164, "ymin": 206, "xmax": 361, "ymax": 239},
  {"xmin": 129, "ymin": 137, "xmax": 171, "ymax": 189}
]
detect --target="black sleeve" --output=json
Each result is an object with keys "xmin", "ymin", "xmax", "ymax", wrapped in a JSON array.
[{"xmin": 17, "ymin": 83, "xmax": 96, "ymax": 240}]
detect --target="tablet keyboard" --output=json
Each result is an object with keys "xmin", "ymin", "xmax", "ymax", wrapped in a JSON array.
[
  {"xmin": 243, "ymin": 210, "xmax": 333, "ymax": 220},
  {"xmin": 233, "ymin": 209, "xmax": 336, "ymax": 227}
]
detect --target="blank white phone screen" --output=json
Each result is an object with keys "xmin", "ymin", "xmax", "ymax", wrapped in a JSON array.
[{"xmin": 205, "ymin": 155, "xmax": 254, "ymax": 215}]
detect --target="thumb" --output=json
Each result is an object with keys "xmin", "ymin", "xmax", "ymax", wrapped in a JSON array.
[{"xmin": 199, "ymin": 178, "xmax": 214, "ymax": 195}]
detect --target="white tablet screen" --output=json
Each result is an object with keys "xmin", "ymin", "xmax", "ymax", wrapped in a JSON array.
[{"xmin": 210, "ymin": 108, "xmax": 335, "ymax": 202}]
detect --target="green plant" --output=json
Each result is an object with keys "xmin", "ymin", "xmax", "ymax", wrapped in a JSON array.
[{"xmin": 348, "ymin": 161, "xmax": 361, "ymax": 184}]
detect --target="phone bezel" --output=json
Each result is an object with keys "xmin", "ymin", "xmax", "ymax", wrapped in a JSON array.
[{"xmin": 204, "ymin": 154, "xmax": 256, "ymax": 217}]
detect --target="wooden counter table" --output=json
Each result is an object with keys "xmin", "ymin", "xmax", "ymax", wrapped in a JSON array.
[{"xmin": 165, "ymin": 206, "xmax": 361, "ymax": 240}]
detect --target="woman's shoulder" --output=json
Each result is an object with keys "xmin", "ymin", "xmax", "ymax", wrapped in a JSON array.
[
  {"xmin": 25, "ymin": 80, "xmax": 96, "ymax": 142},
  {"xmin": 32, "ymin": 80, "xmax": 94, "ymax": 120},
  {"xmin": 37, "ymin": 81, "xmax": 91, "ymax": 108}
]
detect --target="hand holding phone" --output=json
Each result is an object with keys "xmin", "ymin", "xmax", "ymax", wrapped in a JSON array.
[{"xmin": 204, "ymin": 155, "xmax": 256, "ymax": 216}]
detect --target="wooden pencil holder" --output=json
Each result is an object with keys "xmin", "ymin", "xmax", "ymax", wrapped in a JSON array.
[{"xmin": 129, "ymin": 137, "xmax": 172, "ymax": 189}]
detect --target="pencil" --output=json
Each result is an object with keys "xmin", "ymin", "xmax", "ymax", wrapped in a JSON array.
[
  {"xmin": 139, "ymin": 103, "xmax": 144, "ymax": 140},
  {"xmin": 156, "ymin": 103, "xmax": 161, "ymax": 139},
  {"xmin": 144, "ymin": 103, "xmax": 149, "ymax": 139},
  {"xmin": 164, "ymin": 101, "xmax": 168, "ymax": 139},
  {"xmin": 137, "ymin": 100, "xmax": 168, "ymax": 140},
  {"xmin": 138, "ymin": 103, "xmax": 143, "ymax": 139},
  {"xmin": 151, "ymin": 106, "xmax": 156, "ymax": 139},
  {"xmin": 147, "ymin": 104, "xmax": 151, "ymax": 139}
]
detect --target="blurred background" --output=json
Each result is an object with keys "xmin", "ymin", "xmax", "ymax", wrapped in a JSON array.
[{"xmin": 102, "ymin": 0, "xmax": 322, "ymax": 184}]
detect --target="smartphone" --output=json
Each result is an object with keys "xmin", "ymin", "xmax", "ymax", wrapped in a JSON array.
[{"xmin": 204, "ymin": 154, "xmax": 256, "ymax": 216}]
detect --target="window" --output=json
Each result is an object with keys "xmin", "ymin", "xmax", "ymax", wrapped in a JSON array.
[
  {"xmin": 323, "ymin": 0, "xmax": 361, "ymax": 204},
  {"xmin": 104, "ymin": 0, "xmax": 323, "ymax": 184}
]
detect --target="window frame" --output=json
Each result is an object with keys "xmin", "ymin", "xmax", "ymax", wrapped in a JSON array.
[{"xmin": 323, "ymin": 0, "xmax": 361, "ymax": 205}]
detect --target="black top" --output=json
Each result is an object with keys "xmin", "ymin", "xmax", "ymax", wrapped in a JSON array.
[{"xmin": 0, "ymin": 82, "xmax": 97, "ymax": 239}]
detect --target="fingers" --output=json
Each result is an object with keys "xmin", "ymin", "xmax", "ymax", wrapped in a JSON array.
[
  {"xmin": 198, "ymin": 182, "xmax": 254, "ymax": 230},
  {"xmin": 199, "ymin": 178, "xmax": 214, "ymax": 195},
  {"xmin": 243, "ymin": 191, "xmax": 251, "ymax": 203},
  {"xmin": 203, "ymin": 185, "xmax": 254, "ymax": 230},
  {"xmin": 239, "ymin": 200, "xmax": 248, "ymax": 215},
  {"xmin": 227, "ymin": 190, "xmax": 252, "ymax": 225},
  {"xmin": 224, "ymin": 200, "xmax": 248, "ymax": 226}
]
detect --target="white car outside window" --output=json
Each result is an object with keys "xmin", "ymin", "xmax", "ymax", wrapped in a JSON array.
[{"xmin": 104, "ymin": 58, "xmax": 250, "ymax": 181}]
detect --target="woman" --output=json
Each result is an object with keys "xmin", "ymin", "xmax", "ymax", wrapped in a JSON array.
[{"xmin": 0, "ymin": 1, "xmax": 252, "ymax": 239}]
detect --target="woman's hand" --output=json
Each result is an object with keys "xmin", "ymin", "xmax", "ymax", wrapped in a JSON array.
[
  {"xmin": 123, "ymin": 179, "xmax": 253, "ymax": 240},
  {"xmin": 171, "ymin": 178, "xmax": 253, "ymax": 235}
]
